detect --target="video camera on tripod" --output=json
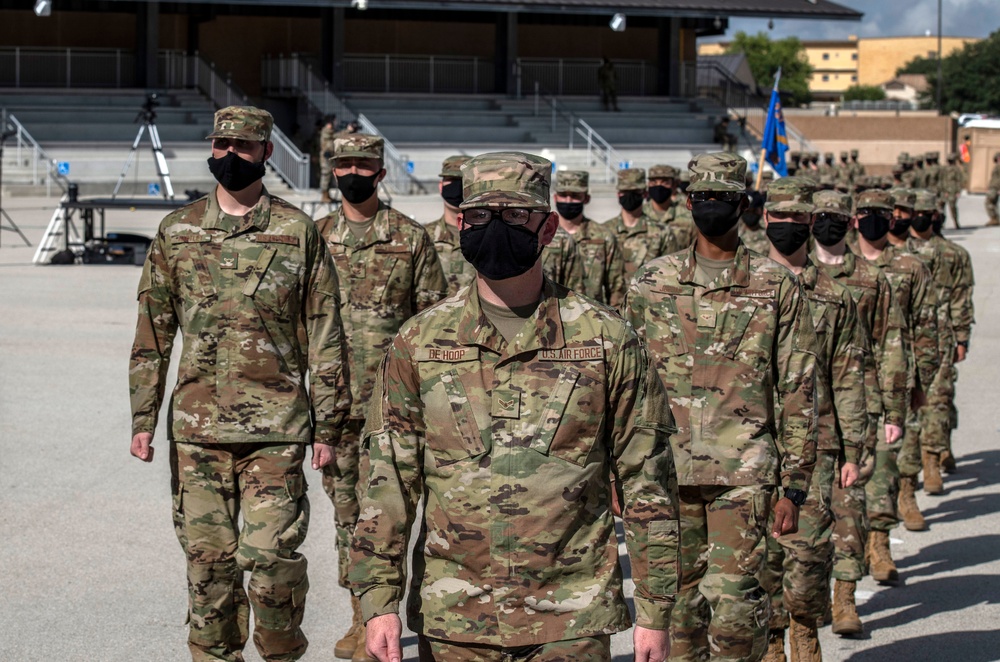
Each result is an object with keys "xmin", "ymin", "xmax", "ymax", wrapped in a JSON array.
[
  {"xmin": 136, "ymin": 93, "xmax": 160, "ymax": 124},
  {"xmin": 113, "ymin": 92, "xmax": 174, "ymax": 200}
]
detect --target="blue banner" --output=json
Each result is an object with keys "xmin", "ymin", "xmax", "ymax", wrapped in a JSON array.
[{"xmin": 761, "ymin": 87, "xmax": 789, "ymax": 177}]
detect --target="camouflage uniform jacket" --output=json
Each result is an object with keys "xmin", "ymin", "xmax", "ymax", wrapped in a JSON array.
[
  {"xmin": 622, "ymin": 243, "xmax": 818, "ymax": 490},
  {"xmin": 990, "ymin": 163, "xmax": 1000, "ymax": 192},
  {"xmin": 316, "ymin": 202, "xmax": 448, "ymax": 419},
  {"xmin": 563, "ymin": 217, "xmax": 626, "ymax": 306},
  {"xmin": 541, "ymin": 227, "xmax": 586, "ymax": 293},
  {"xmin": 319, "ymin": 125, "xmax": 336, "ymax": 159},
  {"xmin": 739, "ymin": 223, "xmax": 769, "ymax": 255},
  {"xmin": 901, "ymin": 170, "xmax": 919, "ymax": 188},
  {"xmin": 350, "ymin": 278, "xmax": 680, "ymax": 645},
  {"xmin": 799, "ymin": 261, "xmax": 868, "ymax": 463},
  {"xmin": 862, "ymin": 244, "xmax": 940, "ymax": 392},
  {"xmin": 941, "ymin": 238, "xmax": 975, "ymax": 344},
  {"xmin": 130, "ymin": 188, "xmax": 351, "ymax": 445},
  {"xmin": 849, "ymin": 162, "xmax": 866, "ymax": 182},
  {"xmin": 815, "ymin": 250, "xmax": 908, "ymax": 429},
  {"xmin": 642, "ymin": 201, "xmax": 697, "ymax": 249},
  {"xmin": 608, "ymin": 213, "xmax": 681, "ymax": 296},
  {"xmin": 426, "ymin": 215, "xmax": 476, "ymax": 296},
  {"xmin": 906, "ymin": 235, "xmax": 962, "ymax": 353},
  {"xmin": 939, "ymin": 165, "xmax": 965, "ymax": 197}
]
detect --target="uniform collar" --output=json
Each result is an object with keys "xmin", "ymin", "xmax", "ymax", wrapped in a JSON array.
[
  {"xmin": 328, "ymin": 201, "xmax": 393, "ymax": 248},
  {"xmin": 677, "ymin": 241, "xmax": 752, "ymax": 290},
  {"xmin": 457, "ymin": 277, "xmax": 566, "ymax": 356},
  {"xmin": 799, "ymin": 258, "xmax": 819, "ymax": 290},
  {"xmin": 811, "ymin": 248, "xmax": 856, "ymax": 279},
  {"xmin": 203, "ymin": 185, "xmax": 271, "ymax": 235}
]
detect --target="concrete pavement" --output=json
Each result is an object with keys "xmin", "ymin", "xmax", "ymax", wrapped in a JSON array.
[{"xmin": 1, "ymin": 191, "xmax": 998, "ymax": 661}]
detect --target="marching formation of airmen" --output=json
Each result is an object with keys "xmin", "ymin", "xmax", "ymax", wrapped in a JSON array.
[{"xmin": 129, "ymin": 106, "xmax": 975, "ymax": 662}]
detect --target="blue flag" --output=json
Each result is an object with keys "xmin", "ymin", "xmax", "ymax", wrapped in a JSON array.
[{"xmin": 761, "ymin": 84, "xmax": 789, "ymax": 177}]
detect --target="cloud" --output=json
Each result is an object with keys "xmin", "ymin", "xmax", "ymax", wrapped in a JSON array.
[{"xmin": 714, "ymin": 0, "xmax": 999, "ymax": 42}]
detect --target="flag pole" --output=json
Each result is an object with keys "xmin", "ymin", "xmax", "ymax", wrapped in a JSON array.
[{"xmin": 755, "ymin": 68, "xmax": 782, "ymax": 190}]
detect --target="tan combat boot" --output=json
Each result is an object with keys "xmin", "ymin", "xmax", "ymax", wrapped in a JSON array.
[
  {"xmin": 985, "ymin": 217, "xmax": 1000, "ymax": 227},
  {"xmin": 831, "ymin": 580, "xmax": 864, "ymax": 636},
  {"xmin": 789, "ymin": 615, "xmax": 822, "ymax": 662},
  {"xmin": 762, "ymin": 629, "xmax": 787, "ymax": 662},
  {"xmin": 352, "ymin": 622, "xmax": 377, "ymax": 662},
  {"xmin": 922, "ymin": 450, "xmax": 944, "ymax": 495},
  {"xmin": 940, "ymin": 449, "xmax": 957, "ymax": 473},
  {"xmin": 898, "ymin": 476, "xmax": 927, "ymax": 531},
  {"xmin": 335, "ymin": 595, "xmax": 364, "ymax": 659},
  {"xmin": 867, "ymin": 530, "xmax": 899, "ymax": 584}
]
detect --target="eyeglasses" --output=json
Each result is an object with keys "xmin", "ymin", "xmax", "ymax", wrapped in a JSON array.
[
  {"xmin": 462, "ymin": 208, "xmax": 546, "ymax": 227},
  {"xmin": 690, "ymin": 190, "xmax": 744, "ymax": 204}
]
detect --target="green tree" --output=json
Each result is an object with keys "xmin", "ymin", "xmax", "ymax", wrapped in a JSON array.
[
  {"xmin": 843, "ymin": 85, "xmax": 886, "ymax": 101},
  {"xmin": 726, "ymin": 31, "xmax": 813, "ymax": 106},
  {"xmin": 925, "ymin": 30, "xmax": 1000, "ymax": 113},
  {"xmin": 896, "ymin": 55, "xmax": 938, "ymax": 77}
]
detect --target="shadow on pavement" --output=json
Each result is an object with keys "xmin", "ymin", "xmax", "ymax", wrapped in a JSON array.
[
  {"xmin": 844, "ymin": 629, "xmax": 1000, "ymax": 662},
  {"xmin": 860, "ymin": 572, "xmax": 1000, "ymax": 633}
]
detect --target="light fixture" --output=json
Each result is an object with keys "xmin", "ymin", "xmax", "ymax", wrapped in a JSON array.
[
  {"xmin": 768, "ymin": 19, "xmax": 775, "ymax": 30},
  {"xmin": 713, "ymin": 16, "xmax": 722, "ymax": 30},
  {"xmin": 351, "ymin": 0, "xmax": 367, "ymax": 9},
  {"xmin": 33, "ymin": 0, "xmax": 52, "ymax": 16},
  {"xmin": 610, "ymin": 13, "xmax": 626, "ymax": 32}
]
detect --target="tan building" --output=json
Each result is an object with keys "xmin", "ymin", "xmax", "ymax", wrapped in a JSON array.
[{"xmin": 699, "ymin": 35, "xmax": 979, "ymax": 100}]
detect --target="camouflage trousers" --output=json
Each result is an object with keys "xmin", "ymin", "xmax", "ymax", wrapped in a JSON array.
[
  {"xmin": 320, "ymin": 418, "xmax": 363, "ymax": 587},
  {"xmin": 762, "ymin": 452, "xmax": 836, "ymax": 628},
  {"xmin": 943, "ymin": 193, "xmax": 960, "ymax": 226},
  {"xmin": 832, "ymin": 417, "xmax": 877, "ymax": 581},
  {"xmin": 670, "ymin": 485, "xmax": 772, "ymax": 662},
  {"xmin": 416, "ymin": 634, "xmax": 611, "ymax": 661},
  {"xmin": 170, "ymin": 442, "xmax": 311, "ymax": 662},
  {"xmin": 865, "ymin": 429, "xmax": 900, "ymax": 533},
  {"xmin": 986, "ymin": 188, "xmax": 999, "ymax": 222},
  {"xmin": 318, "ymin": 163, "xmax": 333, "ymax": 196},
  {"xmin": 900, "ymin": 363, "xmax": 956, "ymax": 476}
]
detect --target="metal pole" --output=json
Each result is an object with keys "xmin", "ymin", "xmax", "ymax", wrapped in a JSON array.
[
  {"xmin": 936, "ymin": 0, "xmax": 943, "ymax": 114},
  {"xmin": 534, "ymin": 81, "xmax": 539, "ymax": 116}
]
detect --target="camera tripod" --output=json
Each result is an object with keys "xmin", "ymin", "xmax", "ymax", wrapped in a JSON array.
[
  {"xmin": 0, "ymin": 127, "xmax": 32, "ymax": 248},
  {"xmin": 112, "ymin": 104, "xmax": 175, "ymax": 200}
]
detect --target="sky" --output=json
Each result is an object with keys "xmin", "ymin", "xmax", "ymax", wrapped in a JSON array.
[{"xmin": 705, "ymin": 0, "xmax": 1000, "ymax": 42}]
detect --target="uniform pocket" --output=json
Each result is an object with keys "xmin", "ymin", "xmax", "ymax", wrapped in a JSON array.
[
  {"xmin": 647, "ymin": 519, "xmax": 680, "ymax": 596},
  {"xmin": 277, "ymin": 471, "xmax": 310, "ymax": 551},
  {"xmin": 424, "ymin": 369, "xmax": 488, "ymax": 467}
]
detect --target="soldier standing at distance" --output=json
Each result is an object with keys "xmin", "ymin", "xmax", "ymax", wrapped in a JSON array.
[
  {"xmin": 739, "ymin": 187, "xmax": 769, "ymax": 254},
  {"xmin": 644, "ymin": 164, "xmax": 697, "ymax": 248},
  {"xmin": 352, "ymin": 151, "xmax": 680, "ymax": 662},
  {"xmin": 810, "ymin": 190, "xmax": 907, "ymax": 636},
  {"xmin": 554, "ymin": 170, "xmax": 625, "ymax": 305},
  {"xmin": 319, "ymin": 116, "xmax": 337, "ymax": 203},
  {"xmin": 985, "ymin": 152, "xmax": 1000, "ymax": 226},
  {"xmin": 129, "ymin": 106, "xmax": 351, "ymax": 661},
  {"xmin": 622, "ymin": 153, "xmax": 818, "ymax": 662},
  {"xmin": 598, "ymin": 57, "xmax": 620, "ymax": 112},
  {"xmin": 426, "ymin": 155, "xmax": 477, "ymax": 295},
  {"xmin": 848, "ymin": 149, "xmax": 865, "ymax": 186},
  {"xmin": 608, "ymin": 168, "xmax": 680, "ymax": 300},
  {"xmin": 939, "ymin": 153, "xmax": 965, "ymax": 228},
  {"xmin": 315, "ymin": 134, "xmax": 448, "ymax": 661},
  {"xmin": 852, "ymin": 189, "xmax": 939, "ymax": 586},
  {"xmin": 757, "ymin": 179, "xmax": 866, "ymax": 662}
]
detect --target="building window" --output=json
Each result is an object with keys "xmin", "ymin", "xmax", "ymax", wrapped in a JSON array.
[
  {"xmin": 852, "ymin": 75, "xmax": 858, "ymax": 82},
  {"xmin": 822, "ymin": 74, "xmax": 830, "ymax": 82},
  {"xmin": 851, "ymin": 53, "xmax": 858, "ymax": 60},
  {"xmin": 823, "ymin": 53, "xmax": 830, "ymax": 60}
]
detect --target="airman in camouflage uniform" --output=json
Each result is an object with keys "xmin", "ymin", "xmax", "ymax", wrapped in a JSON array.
[
  {"xmin": 849, "ymin": 149, "xmax": 865, "ymax": 183},
  {"xmin": 129, "ymin": 106, "xmax": 351, "ymax": 662},
  {"xmin": 427, "ymin": 155, "xmax": 477, "ymax": 295},
  {"xmin": 315, "ymin": 133, "xmax": 448, "ymax": 660},
  {"xmin": 622, "ymin": 153, "xmax": 818, "ymax": 662},
  {"xmin": 643, "ymin": 164, "xmax": 697, "ymax": 248},
  {"xmin": 903, "ymin": 190, "xmax": 968, "ymax": 499},
  {"xmin": 739, "ymin": 186, "xmax": 769, "ymax": 254},
  {"xmin": 851, "ymin": 188, "xmax": 939, "ymax": 586},
  {"xmin": 939, "ymin": 153, "xmax": 965, "ymax": 228},
  {"xmin": 810, "ymin": 189, "xmax": 908, "ymax": 636},
  {"xmin": 608, "ymin": 168, "xmax": 682, "ymax": 300},
  {"xmin": 986, "ymin": 152, "xmax": 1000, "ymax": 226},
  {"xmin": 924, "ymin": 152, "xmax": 942, "ymax": 196},
  {"xmin": 319, "ymin": 117, "xmax": 337, "ymax": 203},
  {"xmin": 350, "ymin": 151, "xmax": 680, "ymax": 662},
  {"xmin": 835, "ymin": 151, "xmax": 854, "ymax": 192},
  {"xmin": 899, "ymin": 153, "xmax": 919, "ymax": 188},
  {"xmin": 757, "ymin": 180, "xmax": 867, "ymax": 662},
  {"xmin": 541, "ymin": 225, "xmax": 586, "ymax": 292},
  {"xmin": 554, "ymin": 170, "xmax": 625, "ymax": 305}
]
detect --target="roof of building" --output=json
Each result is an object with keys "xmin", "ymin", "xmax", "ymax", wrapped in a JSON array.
[
  {"xmin": 883, "ymin": 74, "xmax": 930, "ymax": 92},
  {"xmin": 107, "ymin": 0, "xmax": 863, "ymax": 19}
]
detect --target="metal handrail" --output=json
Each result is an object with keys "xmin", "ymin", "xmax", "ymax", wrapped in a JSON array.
[
  {"xmin": 1, "ymin": 109, "xmax": 68, "ymax": 195},
  {"xmin": 576, "ymin": 119, "xmax": 623, "ymax": 184},
  {"xmin": 533, "ymin": 81, "xmax": 578, "ymax": 148},
  {"xmin": 262, "ymin": 54, "xmax": 425, "ymax": 195}
]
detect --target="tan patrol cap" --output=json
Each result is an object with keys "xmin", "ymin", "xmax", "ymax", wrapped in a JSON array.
[
  {"xmin": 648, "ymin": 164, "xmax": 679, "ymax": 180},
  {"xmin": 890, "ymin": 187, "xmax": 916, "ymax": 209},
  {"xmin": 765, "ymin": 176, "xmax": 817, "ymax": 213},
  {"xmin": 206, "ymin": 106, "xmax": 273, "ymax": 142},
  {"xmin": 333, "ymin": 133, "xmax": 384, "ymax": 160},
  {"xmin": 617, "ymin": 168, "xmax": 646, "ymax": 191},
  {"xmin": 812, "ymin": 190, "xmax": 852, "ymax": 217},
  {"xmin": 913, "ymin": 189, "xmax": 938, "ymax": 212},
  {"xmin": 555, "ymin": 170, "xmax": 589, "ymax": 193},
  {"xmin": 439, "ymin": 155, "xmax": 469, "ymax": 178},
  {"xmin": 856, "ymin": 189, "xmax": 894, "ymax": 211},
  {"xmin": 687, "ymin": 152, "xmax": 747, "ymax": 193},
  {"xmin": 460, "ymin": 151, "xmax": 551, "ymax": 210}
]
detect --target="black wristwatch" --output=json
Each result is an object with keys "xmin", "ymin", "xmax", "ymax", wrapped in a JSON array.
[{"xmin": 784, "ymin": 488, "xmax": 807, "ymax": 507}]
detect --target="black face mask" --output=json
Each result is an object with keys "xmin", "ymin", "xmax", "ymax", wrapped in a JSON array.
[
  {"xmin": 692, "ymin": 200, "xmax": 742, "ymax": 237},
  {"xmin": 742, "ymin": 212, "xmax": 762, "ymax": 228},
  {"xmin": 889, "ymin": 217, "xmax": 911, "ymax": 237},
  {"xmin": 207, "ymin": 152, "xmax": 266, "ymax": 192},
  {"xmin": 619, "ymin": 191, "xmax": 645, "ymax": 213},
  {"xmin": 766, "ymin": 222, "xmax": 812, "ymax": 256},
  {"xmin": 337, "ymin": 172, "xmax": 380, "ymax": 204},
  {"xmin": 812, "ymin": 215, "xmax": 850, "ymax": 246},
  {"xmin": 648, "ymin": 185, "xmax": 673, "ymax": 204},
  {"xmin": 555, "ymin": 201, "xmax": 585, "ymax": 220},
  {"xmin": 857, "ymin": 215, "xmax": 891, "ymax": 241},
  {"xmin": 911, "ymin": 213, "xmax": 934, "ymax": 233},
  {"xmin": 441, "ymin": 180, "xmax": 464, "ymax": 208},
  {"xmin": 932, "ymin": 217, "xmax": 944, "ymax": 235},
  {"xmin": 460, "ymin": 216, "xmax": 543, "ymax": 280}
]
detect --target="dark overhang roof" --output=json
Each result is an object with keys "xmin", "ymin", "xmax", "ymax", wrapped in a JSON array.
[{"xmin": 105, "ymin": 0, "xmax": 863, "ymax": 20}]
